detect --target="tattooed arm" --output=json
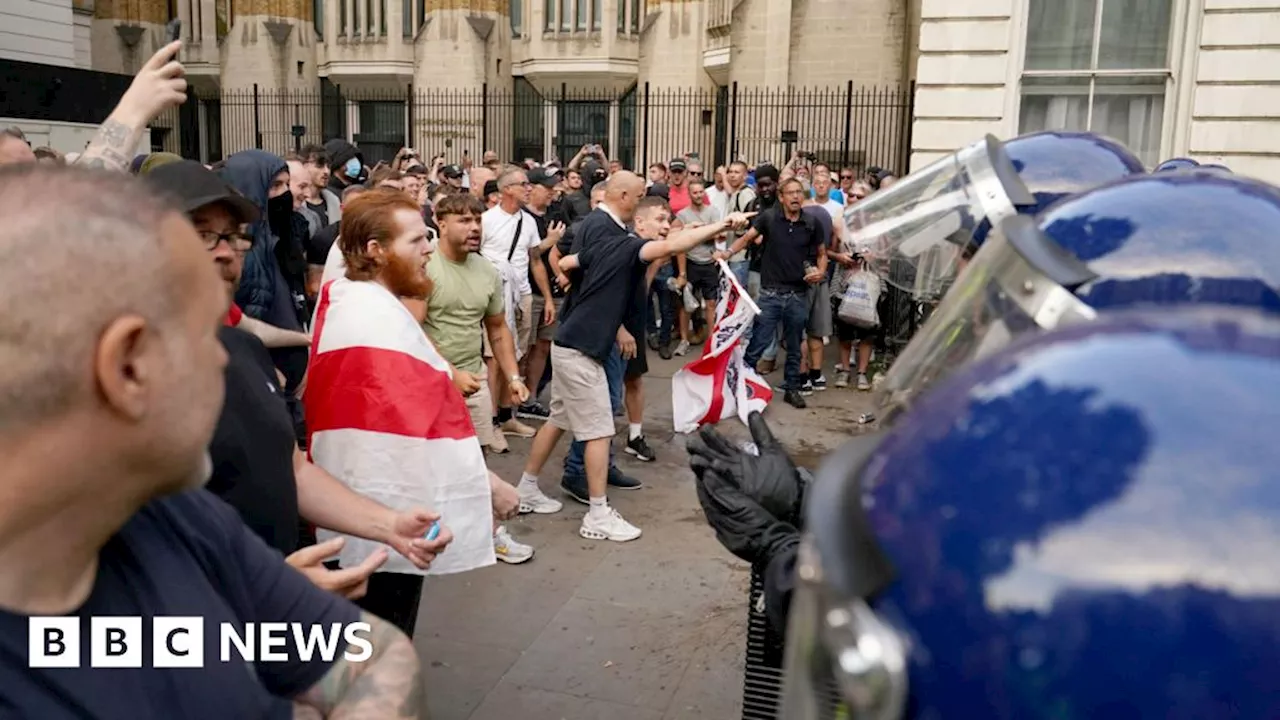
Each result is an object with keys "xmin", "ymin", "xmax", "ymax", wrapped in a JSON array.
[
  {"xmin": 75, "ymin": 41, "xmax": 188, "ymax": 172},
  {"xmin": 293, "ymin": 612, "xmax": 424, "ymax": 719}
]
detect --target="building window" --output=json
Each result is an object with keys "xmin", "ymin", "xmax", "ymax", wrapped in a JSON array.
[
  {"xmin": 575, "ymin": 0, "xmax": 586, "ymax": 30},
  {"xmin": 630, "ymin": 0, "xmax": 640, "ymax": 34},
  {"xmin": 545, "ymin": 0, "xmax": 554, "ymax": 31},
  {"xmin": 511, "ymin": 0, "xmax": 522, "ymax": 36},
  {"xmin": 1019, "ymin": 0, "xmax": 1173, "ymax": 165},
  {"xmin": 590, "ymin": 0, "xmax": 601, "ymax": 30},
  {"xmin": 314, "ymin": 0, "xmax": 324, "ymax": 37},
  {"xmin": 618, "ymin": 0, "xmax": 626, "ymax": 32},
  {"xmin": 560, "ymin": 0, "xmax": 572, "ymax": 30}
]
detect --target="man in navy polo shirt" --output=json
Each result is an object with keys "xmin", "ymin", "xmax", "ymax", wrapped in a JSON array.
[
  {"xmin": 718, "ymin": 177, "xmax": 827, "ymax": 408},
  {"xmin": 0, "ymin": 166, "xmax": 424, "ymax": 718}
]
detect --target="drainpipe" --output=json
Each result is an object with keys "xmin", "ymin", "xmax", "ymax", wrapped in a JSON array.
[{"xmin": 900, "ymin": 0, "xmax": 914, "ymax": 86}]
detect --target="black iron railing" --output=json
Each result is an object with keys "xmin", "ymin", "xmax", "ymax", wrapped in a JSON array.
[{"xmin": 156, "ymin": 80, "xmax": 914, "ymax": 175}]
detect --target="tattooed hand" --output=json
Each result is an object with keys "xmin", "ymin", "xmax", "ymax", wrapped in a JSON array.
[{"xmin": 76, "ymin": 41, "xmax": 187, "ymax": 172}]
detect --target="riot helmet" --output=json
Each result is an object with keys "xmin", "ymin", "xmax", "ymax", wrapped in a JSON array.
[
  {"xmin": 845, "ymin": 132, "xmax": 1144, "ymax": 302},
  {"xmin": 878, "ymin": 170, "xmax": 1280, "ymax": 417},
  {"xmin": 783, "ymin": 307, "xmax": 1280, "ymax": 720},
  {"xmin": 1154, "ymin": 157, "xmax": 1200, "ymax": 172}
]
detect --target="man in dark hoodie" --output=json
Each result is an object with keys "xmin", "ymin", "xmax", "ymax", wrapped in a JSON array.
[
  {"xmin": 218, "ymin": 150, "xmax": 311, "ymax": 440},
  {"xmin": 324, "ymin": 138, "xmax": 366, "ymax": 196}
]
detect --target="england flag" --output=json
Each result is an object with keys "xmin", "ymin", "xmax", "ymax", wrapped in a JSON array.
[{"xmin": 671, "ymin": 260, "xmax": 774, "ymax": 433}]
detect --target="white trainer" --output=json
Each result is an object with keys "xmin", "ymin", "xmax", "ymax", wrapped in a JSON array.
[
  {"xmin": 494, "ymin": 526, "xmax": 534, "ymax": 564},
  {"xmin": 519, "ymin": 485, "xmax": 564, "ymax": 514},
  {"xmin": 579, "ymin": 507, "xmax": 642, "ymax": 542}
]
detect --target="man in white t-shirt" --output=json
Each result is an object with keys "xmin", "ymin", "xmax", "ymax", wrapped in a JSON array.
[{"xmin": 480, "ymin": 167, "xmax": 547, "ymax": 441}]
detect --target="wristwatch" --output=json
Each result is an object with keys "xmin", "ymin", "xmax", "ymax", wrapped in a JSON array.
[{"xmin": 509, "ymin": 375, "xmax": 526, "ymax": 386}]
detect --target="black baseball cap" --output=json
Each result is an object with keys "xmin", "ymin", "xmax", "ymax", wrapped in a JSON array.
[
  {"xmin": 647, "ymin": 182, "xmax": 670, "ymax": 200},
  {"xmin": 669, "ymin": 158, "xmax": 687, "ymax": 172},
  {"xmin": 528, "ymin": 166, "xmax": 561, "ymax": 188},
  {"xmin": 145, "ymin": 160, "xmax": 260, "ymax": 224},
  {"xmin": 441, "ymin": 164, "xmax": 464, "ymax": 180}
]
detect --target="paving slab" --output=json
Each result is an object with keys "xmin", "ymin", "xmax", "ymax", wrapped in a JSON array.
[{"xmin": 412, "ymin": 352, "xmax": 873, "ymax": 718}]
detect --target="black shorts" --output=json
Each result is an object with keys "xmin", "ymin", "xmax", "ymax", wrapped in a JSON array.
[
  {"xmin": 686, "ymin": 261, "xmax": 720, "ymax": 301},
  {"xmin": 832, "ymin": 297, "xmax": 875, "ymax": 343},
  {"xmin": 625, "ymin": 321, "xmax": 648, "ymax": 379}
]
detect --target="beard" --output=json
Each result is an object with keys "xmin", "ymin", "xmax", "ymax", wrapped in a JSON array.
[{"xmin": 380, "ymin": 250, "xmax": 433, "ymax": 299}]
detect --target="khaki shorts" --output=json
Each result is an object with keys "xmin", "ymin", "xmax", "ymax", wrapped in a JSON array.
[
  {"xmin": 548, "ymin": 344, "xmax": 615, "ymax": 442},
  {"xmin": 463, "ymin": 375, "xmax": 494, "ymax": 446},
  {"xmin": 531, "ymin": 295, "xmax": 562, "ymax": 342},
  {"xmin": 482, "ymin": 293, "xmax": 535, "ymax": 359}
]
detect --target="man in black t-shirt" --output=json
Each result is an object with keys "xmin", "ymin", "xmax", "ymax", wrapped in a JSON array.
[
  {"xmin": 517, "ymin": 166, "xmax": 566, "ymax": 421},
  {"xmin": 0, "ymin": 165, "xmax": 422, "ymax": 718},
  {"xmin": 518, "ymin": 172, "xmax": 753, "ymax": 543},
  {"xmin": 719, "ymin": 177, "xmax": 826, "ymax": 408}
]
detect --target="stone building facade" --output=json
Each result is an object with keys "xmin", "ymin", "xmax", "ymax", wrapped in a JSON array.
[{"xmin": 910, "ymin": 0, "xmax": 1280, "ymax": 183}]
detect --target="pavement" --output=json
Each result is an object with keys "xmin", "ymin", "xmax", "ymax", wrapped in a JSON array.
[{"xmin": 415, "ymin": 352, "xmax": 879, "ymax": 720}]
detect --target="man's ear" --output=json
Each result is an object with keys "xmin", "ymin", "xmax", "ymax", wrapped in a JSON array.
[
  {"xmin": 364, "ymin": 239, "xmax": 384, "ymax": 265},
  {"xmin": 94, "ymin": 314, "xmax": 153, "ymax": 421}
]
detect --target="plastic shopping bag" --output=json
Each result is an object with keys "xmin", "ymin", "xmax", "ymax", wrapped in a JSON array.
[{"xmin": 838, "ymin": 269, "xmax": 881, "ymax": 328}]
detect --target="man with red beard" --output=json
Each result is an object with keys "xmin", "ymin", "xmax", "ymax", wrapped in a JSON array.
[{"xmin": 307, "ymin": 189, "xmax": 497, "ymax": 636}]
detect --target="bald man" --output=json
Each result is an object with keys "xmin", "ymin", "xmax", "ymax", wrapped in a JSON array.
[
  {"xmin": 0, "ymin": 166, "xmax": 422, "ymax": 718},
  {"xmin": 518, "ymin": 171, "xmax": 753, "ymax": 542}
]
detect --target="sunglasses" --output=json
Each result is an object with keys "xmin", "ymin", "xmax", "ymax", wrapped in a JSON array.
[{"xmin": 840, "ymin": 175, "xmax": 855, "ymax": 181}]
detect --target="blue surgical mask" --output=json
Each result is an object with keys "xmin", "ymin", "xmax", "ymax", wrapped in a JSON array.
[{"xmin": 344, "ymin": 158, "xmax": 361, "ymax": 177}]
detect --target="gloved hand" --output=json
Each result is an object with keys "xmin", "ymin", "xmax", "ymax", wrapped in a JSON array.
[
  {"xmin": 687, "ymin": 412, "xmax": 807, "ymax": 525},
  {"xmin": 693, "ymin": 458, "xmax": 799, "ymax": 567}
]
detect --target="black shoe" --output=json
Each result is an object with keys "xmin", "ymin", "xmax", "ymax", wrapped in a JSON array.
[
  {"xmin": 659, "ymin": 343, "xmax": 674, "ymax": 360},
  {"xmin": 625, "ymin": 435, "xmax": 656, "ymax": 462},
  {"xmin": 516, "ymin": 401, "xmax": 550, "ymax": 420},
  {"xmin": 811, "ymin": 374, "xmax": 828, "ymax": 391},
  {"xmin": 647, "ymin": 333, "xmax": 660, "ymax": 351},
  {"xmin": 559, "ymin": 475, "xmax": 589, "ymax": 505},
  {"xmin": 800, "ymin": 379, "xmax": 815, "ymax": 396},
  {"xmin": 784, "ymin": 389, "xmax": 807, "ymax": 408},
  {"xmin": 608, "ymin": 465, "xmax": 643, "ymax": 490}
]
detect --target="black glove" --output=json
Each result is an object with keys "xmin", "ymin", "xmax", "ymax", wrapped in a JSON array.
[
  {"xmin": 687, "ymin": 412, "xmax": 806, "ymax": 525},
  {"xmin": 693, "ymin": 458, "xmax": 799, "ymax": 567}
]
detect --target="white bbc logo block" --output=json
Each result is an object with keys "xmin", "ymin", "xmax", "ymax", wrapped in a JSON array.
[
  {"xmin": 90, "ymin": 617, "xmax": 142, "ymax": 668},
  {"xmin": 153, "ymin": 617, "xmax": 204, "ymax": 668},
  {"xmin": 29, "ymin": 617, "xmax": 81, "ymax": 668}
]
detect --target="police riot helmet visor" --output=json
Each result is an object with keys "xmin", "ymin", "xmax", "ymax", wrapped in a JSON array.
[
  {"xmin": 875, "ymin": 215, "xmax": 1098, "ymax": 418},
  {"xmin": 844, "ymin": 135, "xmax": 1034, "ymax": 300}
]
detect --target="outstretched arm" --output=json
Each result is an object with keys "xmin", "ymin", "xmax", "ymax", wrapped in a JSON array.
[
  {"xmin": 76, "ymin": 42, "xmax": 187, "ymax": 172},
  {"xmin": 639, "ymin": 213, "xmax": 755, "ymax": 263}
]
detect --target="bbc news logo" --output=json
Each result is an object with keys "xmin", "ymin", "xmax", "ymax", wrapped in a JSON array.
[{"xmin": 29, "ymin": 618, "xmax": 373, "ymax": 668}]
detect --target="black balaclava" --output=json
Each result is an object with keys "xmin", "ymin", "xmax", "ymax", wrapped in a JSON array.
[{"xmin": 267, "ymin": 191, "xmax": 295, "ymax": 242}]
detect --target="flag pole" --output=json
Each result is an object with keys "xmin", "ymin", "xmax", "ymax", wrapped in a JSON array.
[{"xmin": 716, "ymin": 258, "xmax": 761, "ymax": 316}]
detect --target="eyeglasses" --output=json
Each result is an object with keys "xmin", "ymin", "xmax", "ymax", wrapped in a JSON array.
[
  {"xmin": 198, "ymin": 229, "xmax": 253, "ymax": 253},
  {"xmin": 689, "ymin": 170, "xmax": 703, "ymax": 176},
  {"xmin": 840, "ymin": 175, "xmax": 855, "ymax": 181}
]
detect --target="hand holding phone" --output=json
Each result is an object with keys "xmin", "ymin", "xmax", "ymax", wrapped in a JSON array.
[{"xmin": 166, "ymin": 18, "xmax": 181, "ymax": 44}]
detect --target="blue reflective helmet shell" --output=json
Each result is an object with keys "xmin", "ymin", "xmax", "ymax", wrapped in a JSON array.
[
  {"xmin": 1035, "ymin": 171, "xmax": 1280, "ymax": 314},
  {"xmin": 853, "ymin": 308, "xmax": 1280, "ymax": 719},
  {"xmin": 970, "ymin": 131, "xmax": 1146, "ymax": 248},
  {"xmin": 1155, "ymin": 156, "xmax": 1200, "ymax": 172}
]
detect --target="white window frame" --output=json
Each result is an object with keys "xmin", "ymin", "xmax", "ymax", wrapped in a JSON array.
[{"xmin": 1006, "ymin": 0, "xmax": 1199, "ymax": 162}]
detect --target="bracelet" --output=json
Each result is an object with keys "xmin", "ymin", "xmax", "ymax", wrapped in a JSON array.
[{"xmin": 509, "ymin": 375, "xmax": 526, "ymax": 385}]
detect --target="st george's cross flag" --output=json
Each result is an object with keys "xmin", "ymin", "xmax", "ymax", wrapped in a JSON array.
[
  {"xmin": 305, "ymin": 277, "xmax": 495, "ymax": 576},
  {"xmin": 671, "ymin": 260, "xmax": 774, "ymax": 433}
]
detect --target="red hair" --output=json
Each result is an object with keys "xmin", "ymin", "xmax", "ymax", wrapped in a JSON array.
[{"xmin": 339, "ymin": 188, "xmax": 422, "ymax": 281}]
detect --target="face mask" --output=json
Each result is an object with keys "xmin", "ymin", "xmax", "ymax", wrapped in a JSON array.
[
  {"xmin": 267, "ymin": 191, "xmax": 294, "ymax": 239},
  {"xmin": 344, "ymin": 158, "xmax": 361, "ymax": 178}
]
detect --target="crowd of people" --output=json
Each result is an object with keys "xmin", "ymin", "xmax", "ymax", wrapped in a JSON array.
[{"xmin": 0, "ymin": 40, "xmax": 908, "ymax": 717}]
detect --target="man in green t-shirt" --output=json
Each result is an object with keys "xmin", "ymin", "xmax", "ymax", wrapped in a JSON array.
[{"xmin": 424, "ymin": 193, "xmax": 565, "ymax": 563}]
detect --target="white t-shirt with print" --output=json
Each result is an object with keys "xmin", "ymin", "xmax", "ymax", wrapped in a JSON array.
[{"xmin": 480, "ymin": 205, "xmax": 541, "ymax": 296}]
